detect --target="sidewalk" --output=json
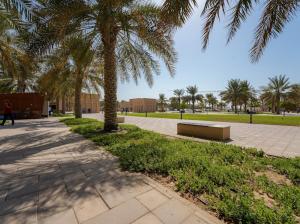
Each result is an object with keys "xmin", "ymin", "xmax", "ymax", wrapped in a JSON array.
[
  {"xmin": 84, "ymin": 114, "xmax": 300, "ymax": 158},
  {"xmin": 0, "ymin": 118, "xmax": 223, "ymax": 224}
]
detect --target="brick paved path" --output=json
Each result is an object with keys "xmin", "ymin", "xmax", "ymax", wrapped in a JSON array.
[
  {"xmin": 85, "ymin": 114, "xmax": 300, "ymax": 158},
  {"xmin": 0, "ymin": 118, "xmax": 223, "ymax": 224}
]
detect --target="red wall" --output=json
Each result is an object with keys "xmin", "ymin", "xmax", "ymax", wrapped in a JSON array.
[{"xmin": 0, "ymin": 93, "xmax": 44, "ymax": 119}]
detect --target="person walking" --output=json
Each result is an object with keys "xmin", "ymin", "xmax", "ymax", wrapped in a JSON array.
[{"xmin": 1, "ymin": 100, "xmax": 15, "ymax": 126}]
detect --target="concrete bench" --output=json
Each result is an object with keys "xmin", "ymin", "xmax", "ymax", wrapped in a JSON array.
[
  {"xmin": 177, "ymin": 122, "xmax": 230, "ymax": 141},
  {"xmin": 117, "ymin": 117, "xmax": 125, "ymax": 123}
]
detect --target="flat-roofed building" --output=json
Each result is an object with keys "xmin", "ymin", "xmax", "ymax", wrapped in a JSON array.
[
  {"xmin": 118, "ymin": 100, "xmax": 131, "ymax": 112},
  {"xmin": 130, "ymin": 98, "xmax": 157, "ymax": 113},
  {"xmin": 57, "ymin": 93, "xmax": 100, "ymax": 113},
  {"xmin": 118, "ymin": 98, "xmax": 157, "ymax": 113}
]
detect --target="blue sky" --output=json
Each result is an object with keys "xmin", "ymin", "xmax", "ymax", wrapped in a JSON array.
[{"xmin": 118, "ymin": 0, "xmax": 300, "ymax": 101}]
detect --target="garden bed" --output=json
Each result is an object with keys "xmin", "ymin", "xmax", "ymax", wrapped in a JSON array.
[{"xmin": 62, "ymin": 118, "xmax": 300, "ymax": 224}]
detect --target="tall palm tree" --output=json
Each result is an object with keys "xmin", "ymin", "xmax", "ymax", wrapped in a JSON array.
[
  {"xmin": 158, "ymin": 94, "xmax": 167, "ymax": 112},
  {"xmin": 173, "ymin": 89, "xmax": 185, "ymax": 111},
  {"xmin": 240, "ymin": 80, "xmax": 255, "ymax": 112},
  {"xmin": 195, "ymin": 94, "xmax": 204, "ymax": 109},
  {"xmin": 38, "ymin": 35, "xmax": 102, "ymax": 118},
  {"xmin": 268, "ymin": 75, "xmax": 290, "ymax": 114},
  {"xmin": 287, "ymin": 84, "xmax": 300, "ymax": 111},
  {"xmin": 186, "ymin": 85, "xmax": 198, "ymax": 113},
  {"xmin": 220, "ymin": 79, "xmax": 242, "ymax": 114},
  {"xmin": 205, "ymin": 93, "xmax": 213, "ymax": 110},
  {"xmin": 162, "ymin": 0, "xmax": 299, "ymax": 61},
  {"xmin": 260, "ymin": 86, "xmax": 276, "ymax": 113},
  {"xmin": 0, "ymin": 1, "xmax": 36, "ymax": 92},
  {"xmin": 31, "ymin": 0, "xmax": 176, "ymax": 131}
]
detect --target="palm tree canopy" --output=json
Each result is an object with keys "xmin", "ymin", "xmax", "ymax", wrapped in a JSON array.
[
  {"xmin": 162, "ymin": 0, "xmax": 299, "ymax": 61},
  {"xmin": 173, "ymin": 89, "xmax": 185, "ymax": 97},
  {"xmin": 30, "ymin": 0, "xmax": 177, "ymax": 87},
  {"xmin": 268, "ymin": 75, "xmax": 290, "ymax": 95},
  {"xmin": 186, "ymin": 85, "xmax": 198, "ymax": 96}
]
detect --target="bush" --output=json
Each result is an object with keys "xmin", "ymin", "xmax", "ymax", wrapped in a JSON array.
[{"xmin": 62, "ymin": 118, "xmax": 300, "ymax": 224}]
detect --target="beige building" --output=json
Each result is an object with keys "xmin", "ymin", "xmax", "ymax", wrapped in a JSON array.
[
  {"xmin": 58, "ymin": 93, "xmax": 100, "ymax": 113},
  {"xmin": 119, "ymin": 98, "xmax": 157, "ymax": 113}
]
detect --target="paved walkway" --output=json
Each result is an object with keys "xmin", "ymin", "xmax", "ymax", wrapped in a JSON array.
[
  {"xmin": 85, "ymin": 114, "xmax": 300, "ymax": 158},
  {"xmin": 0, "ymin": 118, "xmax": 223, "ymax": 224}
]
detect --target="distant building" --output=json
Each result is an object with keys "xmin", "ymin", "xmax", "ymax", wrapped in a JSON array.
[
  {"xmin": 119, "ymin": 98, "xmax": 157, "ymax": 113},
  {"xmin": 56, "ymin": 93, "xmax": 100, "ymax": 113}
]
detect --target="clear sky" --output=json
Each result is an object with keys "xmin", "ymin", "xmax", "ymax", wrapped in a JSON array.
[{"xmin": 117, "ymin": 0, "xmax": 300, "ymax": 101}]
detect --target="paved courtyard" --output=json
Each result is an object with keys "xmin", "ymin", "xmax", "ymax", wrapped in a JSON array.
[
  {"xmin": 0, "ymin": 118, "xmax": 223, "ymax": 224},
  {"xmin": 85, "ymin": 114, "xmax": 300, "ymax": 157}
]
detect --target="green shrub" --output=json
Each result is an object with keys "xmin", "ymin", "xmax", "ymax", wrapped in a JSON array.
[{"xmin": 62, "ymin": 118, "xmax": 300, "ymax": 224}]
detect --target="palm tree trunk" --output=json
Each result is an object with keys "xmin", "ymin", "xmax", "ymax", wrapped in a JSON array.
[
  {"xmin": 192, "ymin": 99, "xmax": 195, "ymax": 113},
  {"xmin": 276, "ymin": 95, "xmax": 281, "ymax": 114},
  {"xmin": 271, "ymin": 97, "xmax": 276, "ymax": 113},
  {"xmin": 56, "ymin": 97, "xmax": 60, "ymax": 113},
  {"xmin": 62, "ymin": 94, "xmax": 66, "ymax": 114},
  {"xmin": 74, "ymin": 72, "xmax": 83, "ymax": 118},
  {"xmin": 103, "ymin": 34, "xmax": 118, "ymax": 131}
]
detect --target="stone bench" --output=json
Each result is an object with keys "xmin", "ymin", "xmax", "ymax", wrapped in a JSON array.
[
  {"xmin": 117, "ymin": 117, "xmax": 125, "ymax": 123},
  {"xmin": 177, "ymin": 122, "xmax": 230, "ymax": 141}
]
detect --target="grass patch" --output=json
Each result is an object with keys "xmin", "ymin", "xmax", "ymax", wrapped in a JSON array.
[
  {"xmin": 52, "ymin": 113, "xmax": 74, "ymax": 118},
  {"xmin": 62, "ymin": 118, "xmax": 300, "ymax": 224},
  {"xmin": 123, "ymin": 112, "xmax": 300, "ymax": 126}
]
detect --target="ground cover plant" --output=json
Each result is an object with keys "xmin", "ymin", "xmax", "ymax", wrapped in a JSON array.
[
  {"xmin": 62, "ymin": 118, "xmax": 300, "ymax": 224},
  {"xmin": 123, "ymin": 112, "xmax": 300, "ymax": 126}
]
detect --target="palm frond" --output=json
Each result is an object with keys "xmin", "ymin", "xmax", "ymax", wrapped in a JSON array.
[
  {"xmin": 250, "ymin": 0, "xmax": 298, "ymax": 62},
  {"xmin": 201, "ymin": 0, "xmax": 227, "ymax": 50}
]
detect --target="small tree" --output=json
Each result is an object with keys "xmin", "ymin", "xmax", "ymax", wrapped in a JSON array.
[
  {"xmin": 158, "ymin": 94, "xmax": 167, "ymax": 112},
  {"xmin": 173, "ymin": 89, "xmax": 185, "ymax": 111},
  {"xmin": 186, "ymin": 85, "xmax": 198, "ymax": 113}
]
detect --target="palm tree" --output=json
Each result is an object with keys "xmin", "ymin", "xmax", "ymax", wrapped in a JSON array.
[
  {"xmin": 287, "ymin": 84, "xmax": 300, "ymax": 111},
  {"xmin": 186, "ymin": 85, "xmax": 198, "ymax": 113},
  {"xmin": 0, "ymin": 1, "xmax": 36, "ymax": 92},
  {"xmin": 162, "ymin": 0, "xmax": 299, "ymax": 61},
  {"xmin": 195, "ymin": 94, "xmax": 204, "ymax": 110},
  {"xmin": 240, "ymin": 80, "xmax": 255, "ymax": 112},
  {"xmin": 158, "ymin": 94, "xmax": 167, "ymax": 112},
  {"xmin": 220, "ymin": 79, "xmax": 242, "ymax": 114},
  {"xmin": 260, "ymin": 86, "xmax": 276, "ymax": 113},
  {"xmin": 38, "ymin": 36, "xmax": 102, "ymax": 118},
  {"xmin": 268, "ymin": 75, "xmax": 290, "ymax": 114},
  {"xmin": 205, "ymin": 93, "xmax": 218, "ymax": 111},
  {"xmin": 173, "ymin": 89, "xmax": 185, "ymax": 111},
  {"xmin": 31, "ymin": 0, "xmax": 176, "ymax": 131}
]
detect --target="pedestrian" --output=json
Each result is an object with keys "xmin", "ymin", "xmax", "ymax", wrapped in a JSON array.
[{"xmin": 1, "ymin": 100, "xmax": 15, "ymax": 126}]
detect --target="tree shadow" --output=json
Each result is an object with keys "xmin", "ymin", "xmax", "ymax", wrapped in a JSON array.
[{"xmin": 0, "ymin": 119, "xmax": 147, "ymax": 223}]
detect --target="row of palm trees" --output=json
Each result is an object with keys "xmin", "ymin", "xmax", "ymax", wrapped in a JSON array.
[
  {"xmin": 158, "ymin": 75, "xmax": 300, "ymax": 114},
  {"xmin": 1, "ymin": 0, "xmax": 299, "ymax": 131}
]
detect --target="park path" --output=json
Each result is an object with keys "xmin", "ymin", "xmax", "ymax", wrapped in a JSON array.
[
  {"xmin": 0, "ymin": 118, "xmax": 223, "ymax": 224},
  {"xmin": 85, "ymin": 114, "xmax": 300, "ymax": 158}
]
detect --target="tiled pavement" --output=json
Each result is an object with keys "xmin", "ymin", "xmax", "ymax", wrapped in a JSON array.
[
  {"xmin": 85, "ymin": 114, "xmax": 300, "ymax": 158},
  {"xmin": 0, "ymin": 118, "xmax": 223, "ymax": 224}
]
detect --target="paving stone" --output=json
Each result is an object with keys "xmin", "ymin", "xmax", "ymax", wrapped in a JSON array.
[
  {"xmin": 132, "ymin": 213, "xmax": 163, "ymax": 224},
  {"xmin": 136, "ymin": 189, "xmax": 168, "ymax": 210},
  {"xmin": 0, "ymin": 206, "xmax": 37, "ymax": 224},
  {"xmin": 6, "ymin": 182, "xmax": 39, "ymax": 200},
  {"xmin": 182, "ymin": 215, "xmax": 212, "ymax": 224},
  {"xmin": 72, "ymin": 193, "xmax": 108, "ymax": 223},
  {"xmin": 82, "ymin": 199, "xmax": 148, "ymax": 224},
  {"xmin": 0, "ymin": 192, "xmax": 38, "ymax": 216},
  {"xmin": 97, "ymin": 180, "xmax": 152, "ymax": 208},
  {"xmin": 0, "ymin": 190, "xmax": 7, "ymax": 201},
  {"xmin": 153, "ymin": 199, "xmax": 193, "ymax": 224},
  {"xmin": 38, "ymin": 208, "xmax": 78, "ymax": 224},
  {"xmin": 38, "ymin": 185, "xmax": 71, "ymax": 216}
]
